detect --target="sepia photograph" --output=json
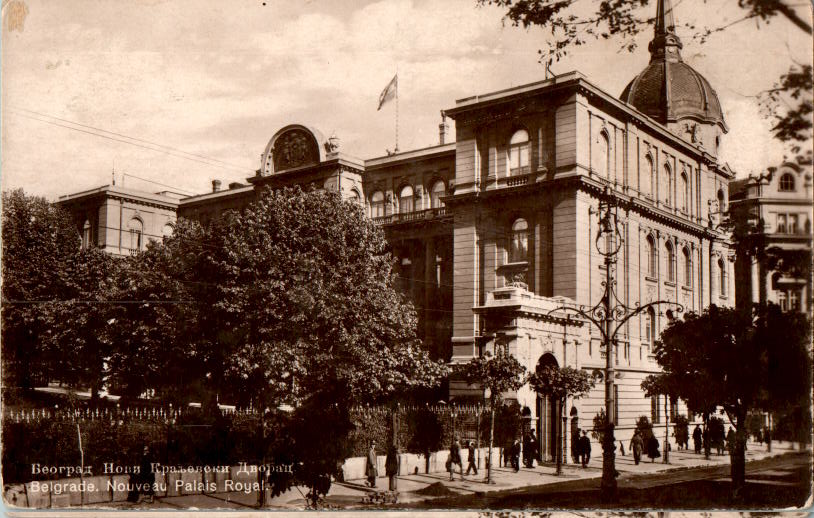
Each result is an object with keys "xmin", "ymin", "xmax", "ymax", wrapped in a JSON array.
[{"xmin": 1, "ymin": 0, "xmax": 812, "ymax": 514}]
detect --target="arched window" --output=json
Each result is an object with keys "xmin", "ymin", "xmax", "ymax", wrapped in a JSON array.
[
  {"xmin": 162, "ymin": 223, "xmax": 174, "ymax": 238},
  {"xmin": 680, "ymin": 171, "xmax": 689, "ymax": 212},
  {"xmin": 82, "ymin": 220, "xmax": 91, "ymax": 250},
  {"xmin": 399, "ymin": 185, "xmax": 414, "ymax": 214},
  {"xmin": 371, "ymin": 191, "xmax": 385, "ymax": 218},
  {"xmin": 508, "ymin": 129, "xmax": 530, "ymax": 176},
  {"xmin": 430, "ymin": 180, "xmax": 445, "ymax": 209},
  {"xmin": 646, "ymin": 235, "xmax": 657, "ymax": 277},
  {"xmin": 665, "ymin": 241, "xmax": 675, "ymax": 282},
  {"xmin": 718, "ymin": 258, "xmax": 727, "ymax": 297},
  {"xmin": 510, "ymin": 218, "xmax": 529, "ymax": 263},
  {"xmin": 645, "ymin": 307, "xmax": 656, "ymax": 349},
  {"xmin": 349, "ymin": 189, "xmax": 361, "ymax": 204},
  {"xmin": 663, "ymin": 164, "xmax": 672, "ymax": 206},
  {"xmin": 779, "ymin": 173, "xmax": 795, "ymax": 192},
  {"xmin": 682, "ymin": 247, "xmax": 692, "ymax": 287},
  {"xmin": 127, "ymin": 217, "xmax": 143, "ymax": 253},
  {"xmin": 595, "ymin": 131, "xmax": 610, "ymax": 177},
  {"xmin": 643, "ymin": 155, "xmax": 654, "ymax": 196}
]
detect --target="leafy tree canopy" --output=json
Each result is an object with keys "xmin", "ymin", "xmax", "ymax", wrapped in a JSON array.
[
  {"xmin": 529, "ymin": 364, "xmax": 596, "ymax": 400},
  {"xmin": 1, "ymin": 189, "xmax": 81, "ymax": 391},
  {"xmin": 457, "ymin": 349, "xmax": 528, "ymax": 407},
  {"xmin": 650, "ymin": 303, "xmax": 811, "ymax": 491},
  {"xmin": 117, "ymin": 187, "xmax": 447, "ymax": 409}
]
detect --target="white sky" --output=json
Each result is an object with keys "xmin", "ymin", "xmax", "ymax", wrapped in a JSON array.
[{"xmin": 2, "ymin": 0, "xmax": 811, "ymax": 200}]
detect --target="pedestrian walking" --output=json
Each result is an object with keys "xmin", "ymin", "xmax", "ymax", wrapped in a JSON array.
[
  {"xmin": 579, "ymin": 430, "xmax": 591, "ymax": 468},
  {"xmin": 131, "ymin": 445, "xmax": 155, "ymax": 503},
  {"xmin": 448, "ymin": 437, "xmax": 463, "ymax": 481},
  {"xmin": 465, "ymin": 441, "xmax": 478, "ymax": 475},
  {"xmin": 366, "ymin": 441, "xmax": 378, "ymax": 488},
  {"xmin": 385, "ymin": 445, "xmax": 400, "ymax": 491},
  {"xmin": 619, "ymin": 440, "xmax": 625, "ymax": 456},
  {"xmin": 647, "ymin": 435, "xmax": 660, "ymax": 462},
  {"xmin": 510, "ymin": 439, "xmax": 521, "ymax": 472},
  {"xmin": 629, "ymin": 430, "xmax": 644, "ymax": 465},
  {"xmin": 692, "ymin": 424, "xmax": 702, "ymax": 454},
  {"xmin": 524, "ymin": 430, "xmax": 538, "ymax": 468},
  {"xmin": 574, "ymin": 428, "xmax": 584, "ymax": 464}
]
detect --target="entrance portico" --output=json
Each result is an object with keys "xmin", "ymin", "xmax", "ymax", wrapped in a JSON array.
[{"xmin": 474, "ymin": 285, "xmax": 588, "ymax": 464}]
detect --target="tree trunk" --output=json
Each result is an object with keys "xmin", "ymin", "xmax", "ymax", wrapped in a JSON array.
[
  {"xmin": 486, "ymin": 404, "xmax": 495, "ymax": 484},
  {"xmin": 730, "ymin": 409, "xmax": 748, "ymax": 501},
  {"xmin": 663, "ymin": 395, "xmax": 669, "ymax": 463}
]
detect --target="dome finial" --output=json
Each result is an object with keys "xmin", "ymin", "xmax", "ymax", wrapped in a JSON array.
[{"xmin": 648, "ymin": 0, "xmax": 683, "ymax": 62}]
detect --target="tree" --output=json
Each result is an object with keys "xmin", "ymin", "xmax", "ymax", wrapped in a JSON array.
[
  {"xmin": 529, "ymin": 365, "xmax": 596, "ymax": 474},
  {"xmin": 39, "ymin": 247, "xmax": 123, "ymax": 403},
  {"xmin": 117, "ymin": 187, "xmax": 447, "ymax": 505},
  {"xmin": 477, "ymin": 0, "xmax": 812, "ymax": 163},
  {"xmin": 652, "ymin": 304, "xmax": 811, "ymax": 498},
  {"xmin": 1, "ymin": 190, "xmax": 80, "ymax": 394},
  {"xmin": 457, "ymin": 349, "xmax": 527, "ymax": 483}
]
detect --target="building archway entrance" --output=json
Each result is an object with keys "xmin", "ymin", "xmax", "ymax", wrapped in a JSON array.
[{"xmin": 535, "ymin": 353, "xmax": 560, "ymax": 462}]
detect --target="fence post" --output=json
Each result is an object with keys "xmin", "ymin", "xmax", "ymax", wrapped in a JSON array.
[{"xmin": 77, "ymin": 424, "xmax": 84, "ymax": 507}]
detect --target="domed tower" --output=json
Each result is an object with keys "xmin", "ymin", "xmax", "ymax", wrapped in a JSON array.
[{"xmin": 621, "ymin": 0, "xmax": 728, "ymax": 156}]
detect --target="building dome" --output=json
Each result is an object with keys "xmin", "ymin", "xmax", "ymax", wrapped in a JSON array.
[
  {"xmin": 621, "ymin": 60, "xmax": 726, "ymax": 130},
  {"xmin": 620, "ymin": 0, "xmax": 727, "ymax": 133}
]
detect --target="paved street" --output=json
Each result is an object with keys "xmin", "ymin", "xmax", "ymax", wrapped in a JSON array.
[{"xmin": 93, "ymin": 440, "xmax": 810, "ymax": 510}]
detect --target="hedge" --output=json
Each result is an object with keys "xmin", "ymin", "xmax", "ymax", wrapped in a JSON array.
[{"xmin": 3, "ymin": 403, "xmax": 525, "ymax": 484}]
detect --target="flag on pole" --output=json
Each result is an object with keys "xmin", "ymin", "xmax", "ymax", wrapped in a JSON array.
[{"xmin": 377, "ymin": 74, "xmax": 398, "ymax": 111}]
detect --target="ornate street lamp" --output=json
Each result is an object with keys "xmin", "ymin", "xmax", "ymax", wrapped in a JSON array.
[{"xmin": 546, "ymin": 187, "xmax": 683, "ymax": 502}]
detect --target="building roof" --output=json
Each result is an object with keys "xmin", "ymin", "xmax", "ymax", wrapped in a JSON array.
[
  {"xmin": 619, "ymin": 0, "xmax": 727, "ymax": 132},
  {"xmin": 57, "ymin": 184, "xmax": 180, "ymax": 208}
]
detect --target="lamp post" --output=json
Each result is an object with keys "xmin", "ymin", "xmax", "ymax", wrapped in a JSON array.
[{"xmin": 546, "ymin": 188, "xmax": 683, "ymax": 502}]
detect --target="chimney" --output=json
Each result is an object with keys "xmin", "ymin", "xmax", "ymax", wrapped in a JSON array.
[
  {"xmin": 438, "ymin": 111, "xmax": 449, "ymax": 145},
  {"xmin": 212, "ymin": 179, "xmax": 221, "ymax": 192}
]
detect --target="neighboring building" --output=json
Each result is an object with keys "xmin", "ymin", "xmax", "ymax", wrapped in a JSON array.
[
  {"xmin": 57, "ymin": 185, "xmax": 180, "ymax": 256},
  {"xmin": 729, "ymin": 162, "xmax": 813, "ymax": 313},
  {"xmin": 57, "ymin": 0, "xmax": 737, "ymax": 461}
]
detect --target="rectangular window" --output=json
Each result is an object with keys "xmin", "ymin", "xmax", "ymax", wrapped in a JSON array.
[
  {"xmin": 670, "ymin": 399, "xmax": 677, "ymax": 422},
  {"xmin": 777, "ymin": 214, "xmax": 787, "ymax": 234},
  {"xmin": 778, "ymin": 291, "xmax": 788, "ymax": 311},
  {"xmin": 509, "ymin": 145, "xmax": 529, "ymax": 176},
  {"xmin": 790, "ymin": 289, "xmax": 800, "ymax": 311},
  {"xmin": 651, "ymin": 396, "xmax": 660, "ymax": 424},
  {"xmin": 789, "ymin": 214, "xmax": 799, "ymax": 234}
]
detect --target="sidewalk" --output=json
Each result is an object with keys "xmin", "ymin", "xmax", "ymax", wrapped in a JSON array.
[{"xmin": 101, "ymin": 440, "xmax": 805, "ymax": 510}]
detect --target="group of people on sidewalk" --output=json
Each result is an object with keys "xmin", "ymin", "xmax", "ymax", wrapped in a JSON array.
[
  {"xmin": 628, "ymin": 430, "xmax": 660, "ymax": 465},
  {"xmin": 366, "ymin": 422, "xmax": 737, "ymax": 492},
  {"xmin": 689, "ymin": 424, "xmax": 743, "ymax": 456}
]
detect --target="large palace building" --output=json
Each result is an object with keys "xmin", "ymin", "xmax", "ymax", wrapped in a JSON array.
[{"xmin": 58, "ymin": 0, "xmax": 736, "ymax": 459}]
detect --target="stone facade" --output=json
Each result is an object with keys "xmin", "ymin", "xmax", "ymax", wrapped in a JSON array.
[
  {"xmin": 56, "ymin": 0, "xmax": 740, "ymax": 462},
  {"xmin": 57, "ymin": 185, "xmax": 180, "ymax": 256},
  {"xmin": 729, "ymin": 162, "xmax": 813, "ymax": 313}
]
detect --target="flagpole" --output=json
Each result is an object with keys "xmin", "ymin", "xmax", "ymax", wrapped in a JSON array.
[{"xmin": 395, "ymin": 72, "xmax": 399, "ymax": 153}]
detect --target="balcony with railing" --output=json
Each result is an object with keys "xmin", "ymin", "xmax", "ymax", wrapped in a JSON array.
[
  {"xmin": 505, "ymin": 172, "xmax": 534, "ymax": 188},
  {"xmin": 373, "ymin": 206, "xmax": 449, "ymax": 226}
]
